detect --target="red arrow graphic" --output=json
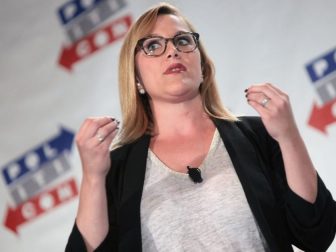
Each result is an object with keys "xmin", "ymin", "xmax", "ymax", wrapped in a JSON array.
[
  {"xmin": 308, "ymin": 98, "xmax": 336, "ymax": 134},
  {"xmin": 3, "ymin": 206, "xmax": 25, "ymax": 234},
  {"xmin": 58, "ymin": 46, "xmax": 78, "ymax": 71},
  {"xmin": 3, "ymin": 178, "xmax": 78, "ymax": 234},
  {"xmin": 58, "ymin": 14, "xmax": 132, "ymax": 71}
]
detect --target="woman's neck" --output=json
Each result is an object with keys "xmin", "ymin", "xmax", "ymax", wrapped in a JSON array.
[{"xmin": 150, "ymin": 95, "xmax": 214, "ymax": 138}]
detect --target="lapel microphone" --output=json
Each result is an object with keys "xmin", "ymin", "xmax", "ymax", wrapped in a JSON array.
[{"xmin": 187, "ymin": 166, "xmax": 203, "ymax": 183}]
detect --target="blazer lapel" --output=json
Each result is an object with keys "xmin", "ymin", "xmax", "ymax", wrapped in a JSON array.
[
  {"xmin": 118, "ymin": 134, "xmax": 151, "ymax": 251},
  {"xmin": 213, "ymin": 118, "xmax": 281, "ymax": 251}
]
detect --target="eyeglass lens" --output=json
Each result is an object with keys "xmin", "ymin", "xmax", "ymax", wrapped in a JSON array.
[{"xmin": 141, "ymin": 33, "xmax": 198, "ymax": 56}]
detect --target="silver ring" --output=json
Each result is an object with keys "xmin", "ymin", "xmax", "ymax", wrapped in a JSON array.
[
  {"xmin": 261, "ymin": 97, "xmax": 270, "ymax": 107},
  {"xmin": 96, "ymin": 133, "xmax": 104, "ymax": 142}
]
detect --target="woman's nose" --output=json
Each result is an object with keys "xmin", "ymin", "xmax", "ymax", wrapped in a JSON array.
[{"xmin": 165, "ymin": 40, "xmax": 179, "ymax": 58}]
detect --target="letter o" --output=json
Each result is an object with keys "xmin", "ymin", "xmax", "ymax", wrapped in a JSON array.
[
  {"xmin": 25, "ymin": 152, "xmax": 40, "ymax": 171},
  {"xmin": 39, "ymin": 193, "xmax": 55, "ymax": 211},
  {"xmin": 21, "ymin": 202, "xmax": 36, "ymax": 220},
  {"xmin": 76, "ymin": 40, "xmax": 91, "ymax": 57}
]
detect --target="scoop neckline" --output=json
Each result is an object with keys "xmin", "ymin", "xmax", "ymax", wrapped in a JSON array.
[{"xmin": 148, "ymin": 128, "xmax": 219, "ymax": 176}]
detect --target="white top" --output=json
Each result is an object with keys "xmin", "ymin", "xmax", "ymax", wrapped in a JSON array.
[{"xmin": 140, "ymin": 129, "xmax": 269, "ymax": 251}]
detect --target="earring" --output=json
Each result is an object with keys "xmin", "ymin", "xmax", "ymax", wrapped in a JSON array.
[{"xmin": 137, "ymin": 82, "xmax": 146, "ymax": 94}]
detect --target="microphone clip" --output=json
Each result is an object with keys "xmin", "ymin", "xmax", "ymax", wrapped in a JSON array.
[{"xmin": 187, "ymin": 166, "xmax": 203, "ymax": 183}]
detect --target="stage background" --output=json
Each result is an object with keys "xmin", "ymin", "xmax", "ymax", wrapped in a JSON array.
[{"xmin": 1, "ymin": 0, "xmax": 335, "ymax": 251}]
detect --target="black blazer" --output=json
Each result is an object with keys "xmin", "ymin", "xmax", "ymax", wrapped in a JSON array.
[{"xmin": 66, "ymin": 117, "xmax": 336, "ymax": 252}]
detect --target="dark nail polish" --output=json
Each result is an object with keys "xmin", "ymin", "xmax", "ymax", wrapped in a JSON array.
[{"xmin": 244, "ymin": 88, "xmax": 248, "ymax": 93}]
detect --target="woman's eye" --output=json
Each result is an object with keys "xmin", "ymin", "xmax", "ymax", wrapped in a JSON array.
[
  {"xmin": 176, "ymin": 36, "xmax": 191, "ymax": 46},
  {"xmin": 146, "ymin": 41, "xmax": 162, "ymax": 52}
]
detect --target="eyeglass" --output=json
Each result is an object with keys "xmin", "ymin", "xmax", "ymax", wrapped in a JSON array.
[{"xmin": 137, "ymin": 32, "xmax": 200, "ymax": 57}]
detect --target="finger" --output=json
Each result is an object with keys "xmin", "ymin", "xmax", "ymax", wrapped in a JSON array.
[
  {"xmin": 246, "ymin": 83, "xmax": 289, "ymax": 110},
  {"xmin": 83, "ymin": 117, "xmax": 117, "ymax": 138},
  {"xmin": 264, "ymin": 83, "xmax": 287, "ymax": 96},
  {"xmin": 246, "ymin": 83, "xmax": 279, "ymax": 101},
  {"xmin": 100, "ymin": 127, "xmax": 119, "ymax": 148},
  {"xmin": 247, "ymin": 99, "xmax": 272, "ymax": 117},
  {"xmin": 91, "ymin": 126, "xmax": 119, "ymax": 147},
  {"xmin": 79, "ymin": 117, "xmax": 113, "ymax": 133},
  {"xmin": 95, "ymin": 120, "xmax": 120, "ymax": 142},
  {"xmin": 262, "ymin": 84, "xmax": 288, "ymax": 103},
  {"xmin": 246, "ymin": 92, "xmax": 272, "ymax": 108}
]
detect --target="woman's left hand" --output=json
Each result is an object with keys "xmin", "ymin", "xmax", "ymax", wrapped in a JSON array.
[{"xmin": 245, "ymin": 83, "xmax": 299, "ymax": 142}]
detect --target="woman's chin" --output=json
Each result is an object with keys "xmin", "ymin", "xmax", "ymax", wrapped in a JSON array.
[{"xmin": 165, "ymin": 89, "xmax": 200, "ymax": 103}]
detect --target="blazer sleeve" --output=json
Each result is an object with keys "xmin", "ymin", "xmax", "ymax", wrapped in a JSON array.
[
  {"xmin": 65, "ymin": 222, "xmax": 88, "ymax": 251},
  {"xmin": 65, "ymin": 221, "xmax": 118, "ymax": 252},
  {"xmin": 239, "ymin": 116, "xmax": 336, "ymax": 252},
  {"xmin": 65, "ymin": 148, "xmax": 123, "ymax": 252}
]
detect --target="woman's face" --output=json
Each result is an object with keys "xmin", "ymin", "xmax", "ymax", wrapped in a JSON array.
[{"xmin": 135, "ymin": 14, "xmax": 203, "ymax": 104}]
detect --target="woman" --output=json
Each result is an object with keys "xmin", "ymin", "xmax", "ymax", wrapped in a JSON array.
[{"xmin": 66, "ymin": 3, "xmax": 336, "ymax": 252}]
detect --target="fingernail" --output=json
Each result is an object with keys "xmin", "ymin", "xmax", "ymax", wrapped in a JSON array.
[
  {"xmin": 245, "ymin": 93, "xmax": 248, "ymax": 98},
  {"xmin": 244, "ymin": 88, "xmax": 248, "ymax": 93},
  {"xmin": 110, "ymin": 117, "xmax": 115, "ymax": 121}
]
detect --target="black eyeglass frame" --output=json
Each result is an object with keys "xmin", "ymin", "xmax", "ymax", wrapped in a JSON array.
[{"xmin": 136, "ymin": 32, "xmax": 200, "ymax": 57}]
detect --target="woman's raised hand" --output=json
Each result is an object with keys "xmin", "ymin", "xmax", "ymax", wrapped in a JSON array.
[
  {"xmin": 75, "ymin": 117, "xmax": 119, "ymax": 178},
  {"xmin": 245, "ymin": 83, "xmax": 299, "ymax": 142}
]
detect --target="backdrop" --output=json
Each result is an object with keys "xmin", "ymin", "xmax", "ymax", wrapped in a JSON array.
[{"xmin": 1, "ymin": 0, "xmax": 335, "ymax": 251}]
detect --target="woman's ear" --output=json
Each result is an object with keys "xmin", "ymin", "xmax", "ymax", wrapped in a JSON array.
[
  {"xmin": 136, "ymin": 82, "xmax": 146, "ymax": 95},
  {"xmin": 135, "ymin": 72, "xmax": 146, "ymax": 95}
]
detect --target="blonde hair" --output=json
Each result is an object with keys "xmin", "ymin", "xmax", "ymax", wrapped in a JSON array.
[{"xmin": 114, "ymin": 2, "xmax": 237, "ymax": 148}]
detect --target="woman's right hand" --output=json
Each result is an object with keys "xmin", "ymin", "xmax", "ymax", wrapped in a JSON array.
[{"xmin": 75, "ymin": 117, "xmax": 119, "ymax": 179}]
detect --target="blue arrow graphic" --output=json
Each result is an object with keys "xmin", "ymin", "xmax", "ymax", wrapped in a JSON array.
[{"xmin": 1, "ymin": 126, "xmax": 75, "ymax": 185}]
